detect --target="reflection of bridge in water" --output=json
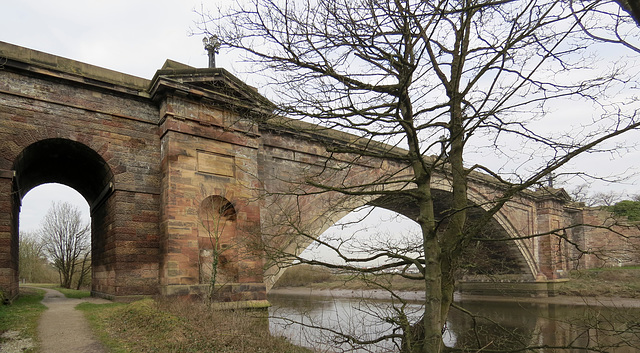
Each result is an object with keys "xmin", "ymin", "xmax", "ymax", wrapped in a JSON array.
[
  {"xmin": 1, "ymin": 41, "xmax": 639, "ymax": 302},
  {"xmin": 269, "ymin": 292, "xmax": 640, "ymax": 352},
  {"xmin": 452, "ymin": 299, "xmax": 640, "ymax": 352}
]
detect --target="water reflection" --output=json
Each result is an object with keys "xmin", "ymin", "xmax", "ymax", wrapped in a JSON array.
[{"xmin": 268, "ymin": 292, "xmax": 640, "ymax": 352}]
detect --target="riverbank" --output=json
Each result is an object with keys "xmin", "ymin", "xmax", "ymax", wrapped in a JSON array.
[
  {"xmin": 270, "ymin": 287, "xmax": 640, "ymax": 308},
  {"xmin": 271, "ymin": 266, "xmax": 640, "ymax": 308}
]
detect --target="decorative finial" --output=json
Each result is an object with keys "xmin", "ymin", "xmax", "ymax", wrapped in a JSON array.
[{"xmin": 203, "ymin": 35, "xmax": 221, "ymax": 68}]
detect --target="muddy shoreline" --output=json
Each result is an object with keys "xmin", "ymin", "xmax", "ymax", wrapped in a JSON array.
[{"xmin": 269, "ymin": 287, "xmax": 640, "ymax": 308}]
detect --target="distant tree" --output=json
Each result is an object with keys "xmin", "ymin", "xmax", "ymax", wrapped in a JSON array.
[
  {"xmin": 39, "ymin": 202, "xmax": 90, "ymax": 289},
  {"xmin": 592, "ymin": 191, "xmax": 625, "ymax": 206},
  {"xmin": 18, "ymin": 231, "xmax": 53, "ymax": 283},
  {"xmin": 568, "ymin": 184, "xmax": 627, "ymax": 206},
  {"xmin": 608, "ymin": 200, "xmax": 640, "ymax": 221}
]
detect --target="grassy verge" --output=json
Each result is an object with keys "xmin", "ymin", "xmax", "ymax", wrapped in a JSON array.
[
  {"xmin": 307, "ymin": 273, "xmax": 424, "ymax": 291},
  {"xmin": 274, "ymin": 265, "xmax": 425, "ymax": 291},
  {"xmin": 77, "ymin": 302, "xmax": 128, "ymax": 353},
  {"xmin": 51, "ymin": 287, "xmax": 91, "ymax": 299},
  {"xmin": 22, "ymin": 283, "xmax": 91, "ymax": 298},
  {"xmin": 0, "ymin": 287, "xmax": 46, "ymax": 353},
  {"xmin": 557, "ymin": 267, "xmax": 640, "ymax": 298},
  {"xmin": 78, "ymin": 298, "xmax": 311, "ymax": 353}
]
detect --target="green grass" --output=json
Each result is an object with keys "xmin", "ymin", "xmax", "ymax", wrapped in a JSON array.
[
  {"xmin": 22, "ymin": 283, "xmax": 91, "ymax": 298},
  {"xmin": 52, "ymin": 287, "xmax": 91, "ymax": 299},
  {"xmin": 557, "ymin": 267, "xmax": 640, "ymax": 298},
  {"xmin": 274, "ymin": 264, "xmax": 333, "ymax": 287},
  {"xmin": 77, "ymin": 302, "xmax": 129, "ymax": 353},
  {"xmin": 274, "ymin": 266, "xmax": 425, "ymax": 291},
  {"xmin": 0, "ymin": 287, "xmax": 46, "ymax": 353}
]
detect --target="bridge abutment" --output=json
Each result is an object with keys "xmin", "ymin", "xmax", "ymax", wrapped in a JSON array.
[
  {"xmin": 90, "ymin": 189, "xmax": 162, "ymax": 299},
  {"xmin": 0, "ymin": 174, "xmax": 19, "ymax": 300},
  {"xmin": 153, "ymin": 68, "xmax": 267, "ymax": 303},
  {"xmin": 535, "ymin": 192, "xmax": 571, "ymax": 280}
]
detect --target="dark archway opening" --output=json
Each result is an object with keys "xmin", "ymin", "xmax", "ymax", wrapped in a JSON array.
[
  {"xmin": 13, "ymin": 139, "xmax": 113, "ymax": 204},
  {"xmin": 12, "ymin": 138, "xmax": 114, "ymax": 294}
]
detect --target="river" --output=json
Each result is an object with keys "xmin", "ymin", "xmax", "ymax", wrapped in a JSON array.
[{"xmin": 268, "ymin": 290, "xmax": 640, "ymax": 352}]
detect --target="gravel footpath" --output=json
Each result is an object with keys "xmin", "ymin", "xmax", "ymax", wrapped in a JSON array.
[{"xmin": 37, "ymin": 287, "xmax": 110, "ymax": 353}]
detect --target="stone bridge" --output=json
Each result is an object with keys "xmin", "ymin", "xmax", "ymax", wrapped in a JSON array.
[{"xmin": 0, "ymin": 42, "xmax": 636, "ymax": 303}]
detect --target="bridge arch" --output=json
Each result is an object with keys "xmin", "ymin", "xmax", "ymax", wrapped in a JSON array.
[
  {"xmin": 367, "ymin": 187, "xmax": 536, "ymax": 280},
  {"xmin": 267, "ymin": 185, "xmax": 537, "ymax": 289},
  {"xmin": 14, "ymin": 138, "xmax": 114, "ymax": 206},
  {"xmin": 11, "ymin": 138, "xmax": 115, "ymax": 296}
]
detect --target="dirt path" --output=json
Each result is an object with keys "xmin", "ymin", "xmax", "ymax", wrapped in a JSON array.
[{"xmin": 37, "ymin": 287, "xmax": 110, "ymax": 353}]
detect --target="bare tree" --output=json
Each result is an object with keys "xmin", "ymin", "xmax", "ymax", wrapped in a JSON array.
[
  {"xmin": 572, "ymin": 0, "xmax": 640, "ymax": 53},
  {"xmin": 202, "ymin": 0, "xmax": 640, "ymax": 352},
  {"xmin": 39, "ymin": 202, "xmax": 90, "ymax": 289},
  {"xmin": 569, "ymin": 185, "xmax": 626, "ymax": 206}
]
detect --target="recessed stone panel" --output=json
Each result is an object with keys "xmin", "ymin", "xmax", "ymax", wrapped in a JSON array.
[{"xmin": 197, "ymin": 150, "xmax": 235, "ymax": 178}]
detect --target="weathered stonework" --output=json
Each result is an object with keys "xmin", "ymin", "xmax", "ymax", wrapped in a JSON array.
[{"xmin": 0, "ymin": 41, "xmax": 638, "ymax": 301}]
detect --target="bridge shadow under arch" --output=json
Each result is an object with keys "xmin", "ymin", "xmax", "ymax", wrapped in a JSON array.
[
  {"xmin": 12, "ymin": 138, "xmax": 114, "ymax": 293},
  {"xmin": 367, "ymin": 189, "xmax": 535, "ymax": 280}
]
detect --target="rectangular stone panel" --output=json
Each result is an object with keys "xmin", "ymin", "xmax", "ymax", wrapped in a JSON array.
[{"xmin": 197, "ymin": 150, "xmax": 235, "ymax": 178}]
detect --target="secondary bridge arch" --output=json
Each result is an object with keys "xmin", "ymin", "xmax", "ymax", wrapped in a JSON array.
[
  {"xmin": 13, "ymin": 138, "xmax": 117, "ymax": 292},
  {"xmin": 14, "ymin": 138, "xmax": 113, "ymax": 207}
]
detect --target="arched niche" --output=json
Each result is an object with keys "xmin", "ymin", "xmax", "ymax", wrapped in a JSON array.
[{"xmin": 198, "ymin": 195, "xmax": 238, "ymax": 284}]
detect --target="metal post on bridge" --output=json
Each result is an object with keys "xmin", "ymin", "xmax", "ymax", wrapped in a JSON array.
[{"xmin": 203, "ymin": 35, "xmax": 221, "ymax": 68}]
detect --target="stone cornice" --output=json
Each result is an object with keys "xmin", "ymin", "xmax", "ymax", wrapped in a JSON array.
[{"xmin": 0, "ymin": 41, "xmax": 149, "ymax": 96}]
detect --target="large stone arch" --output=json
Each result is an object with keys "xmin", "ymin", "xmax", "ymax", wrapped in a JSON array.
[
  {"xmin": 368, "ymin": 187, "xmax": 536, "ymax": 280},
  {"xmin": 265, "ymin": 182, "xmax": 536, "ymax": 289},
  {"xmin": 463, "ymin": 185, "xmax": 539, "ymax": 280}
]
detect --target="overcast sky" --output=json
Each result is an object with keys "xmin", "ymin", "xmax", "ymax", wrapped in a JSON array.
[
  {"xmin": 4, "ymin": 1, "xmax": 640, "ymax": 234},
  {"xmin": 2, "ymin": 0, "xmax": 226, "ymax": 79}
]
